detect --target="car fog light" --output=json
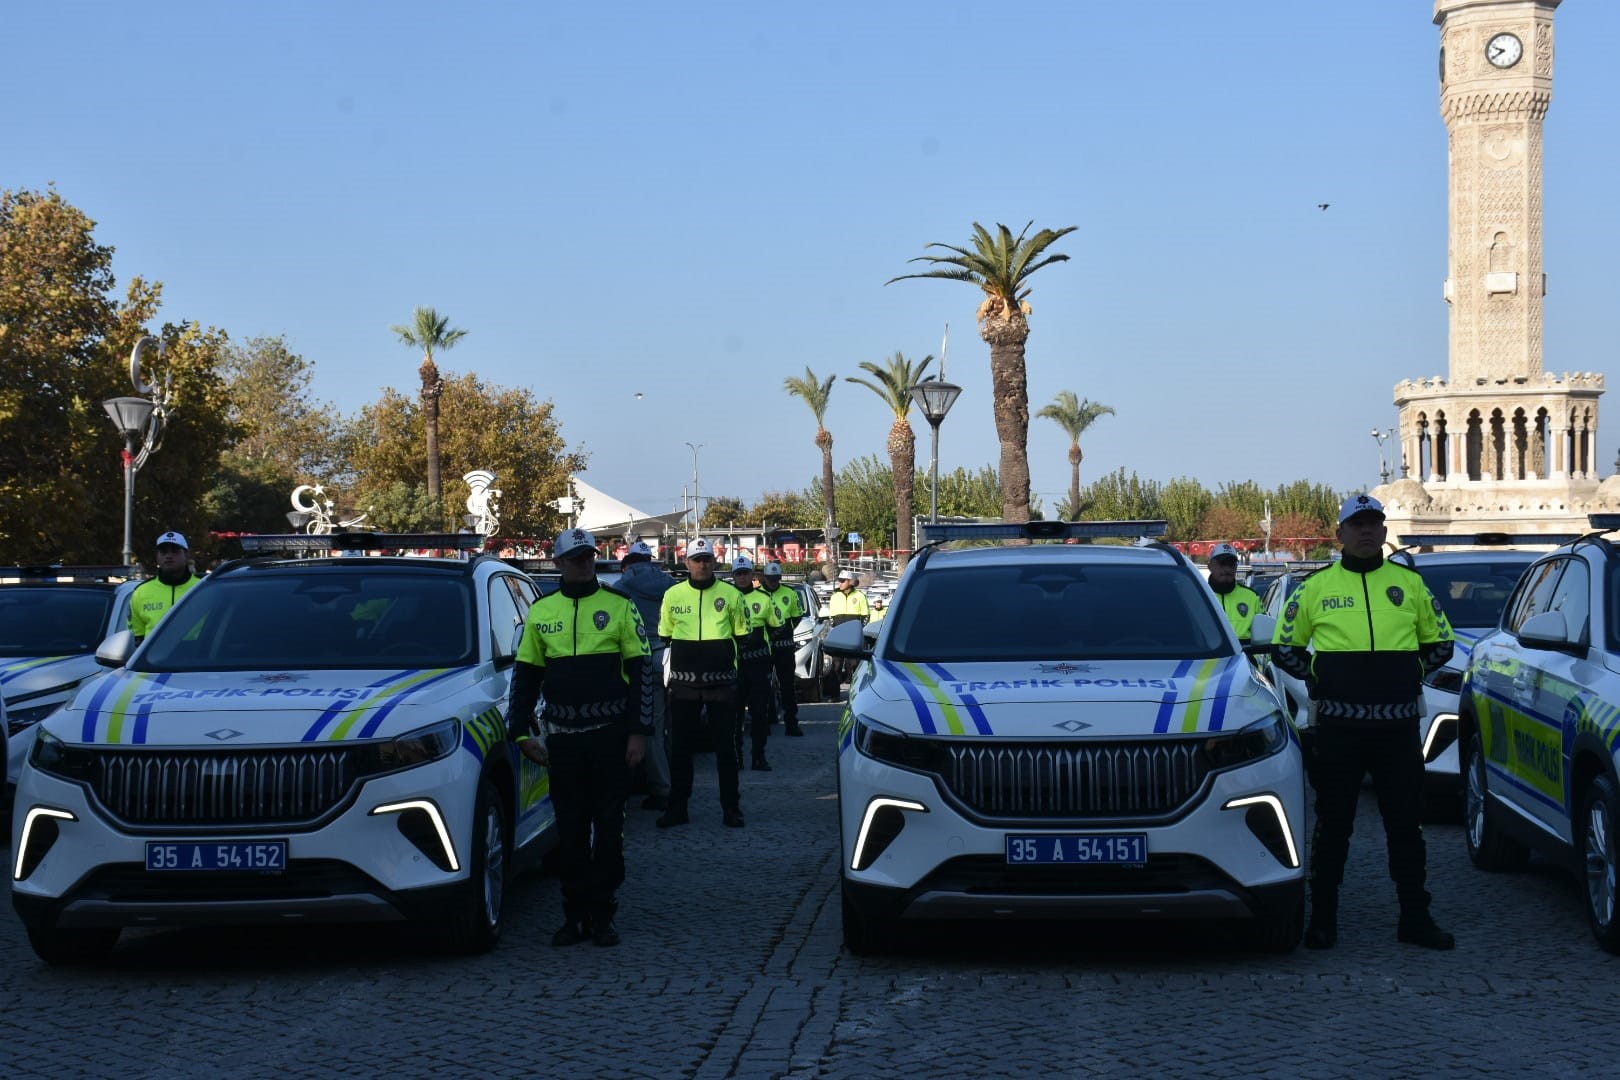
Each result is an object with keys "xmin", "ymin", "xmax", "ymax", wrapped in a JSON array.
[
  {"xmin": 14, "ymin": 806, "xmax": 76, "ymax": 881},
  {"xmin": 852, "ymin": 797, "xmax": 927, "ymax": 871},
  {"xmin": 1222, "ymin": 794, "xmax": 1299, "ymax": 869},
  {"xmin": 371, "ymin": 799, "xmax": 460, "ymax": 872}
]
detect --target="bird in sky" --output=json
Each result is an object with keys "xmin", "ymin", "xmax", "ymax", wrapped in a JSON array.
[
  {"xmin": 1317, "ymin": 203, "xmax": 1330, "ymax": 211},
  {"xmin": 634, "ymin": 392, "xmax": 644, "ymax": 400}
]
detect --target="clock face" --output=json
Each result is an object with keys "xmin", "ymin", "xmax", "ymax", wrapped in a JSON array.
[{"xmin": 1487, "ymin": 32, "xmax": 1523, "ymax": 69}]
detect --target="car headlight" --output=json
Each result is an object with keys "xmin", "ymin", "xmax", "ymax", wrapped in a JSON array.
[
  {"xmin": 1202, "ymin": 712, "xmax": 1289, "ymax": 770},
  {"xmin": 1424, "ymin": 667, "xmax": 1464, "ymax": 694},
  {"xmin": 853, "ymin": 715, "xmax": 943, "ymax": 772},
  {"xmin": 351, "ymin": 719, "xmax": 461, "ymax": 776},
  {"xmin": 7, "ymin": 700, "xmax": 64, "ymax": 731},
  {"xmin": 29, "ymin": 728, "xmax": 99, "ymax": 782}
]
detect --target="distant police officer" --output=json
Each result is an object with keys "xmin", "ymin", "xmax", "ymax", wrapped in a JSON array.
[
  {"xmin": 1273, "ymin": 494, "xmax": 1457, "ymax": 951},
  {"xmin": 759, "ymin": 562, "xmax": 805, "ymax": 737},
  {"xmin": 828, "ymin": 570, "xmax": 869, "ymax": 626},
  {"xmin": 616, "ymin": 540, "xmax": 678, "ymax": 811},
  {"xmin": 731, "ymin": 556, "xmax": 783, "ymax": 771},
  {"xmin": 657, "ymin": 538, "xmax": 749, "ymax": 828},
  {"xmin": 1207, "ymin": 542, "xmax": 1263, "ymax": 643},
  {"xmin": 505, "ymin": 528, "xmax": 651, "ymax": 948},
  {"xmin": 129, "ymin": 531, "xmax": 201, "ymax": 641}
]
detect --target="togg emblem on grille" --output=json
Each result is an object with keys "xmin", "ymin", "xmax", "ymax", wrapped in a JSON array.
[
  {"xmin": 1054, "ymin": 719, "xmax": 1091, "ymax": 732},
  {"xmin": 204, "ymin": 728, "xmax": 244, "ymax": 741}
]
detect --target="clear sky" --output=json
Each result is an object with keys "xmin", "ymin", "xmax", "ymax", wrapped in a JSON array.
[{"xmin": 10, "ymin": 1, "xmax": 1619, "ymax": 518}]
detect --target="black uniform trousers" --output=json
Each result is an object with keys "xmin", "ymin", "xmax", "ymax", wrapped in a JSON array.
[
  {"xmin": 668, "ymin": 690, "xmax": 741, "ymax": 814},
  {"xmin": 771, "ymin": 640, "xmax": 798, "ymax": 727},
  {"xmin": 546, "ymin": 723, "xmax": 629, "ymax": 924},
  {"xmin": 737, "ymin": 658, "xmax": 774, "ymax": 763},
  {"xmin": 1309, "ymin": 721, "xmax": 1430, "ymax": 915}
]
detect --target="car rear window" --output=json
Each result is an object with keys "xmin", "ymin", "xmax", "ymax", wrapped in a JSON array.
[
  {"xmin": 884, "ymin": 561, "xmax": 1232, "ymax": 662},
  {"xmin": 1416, "ymin": 560, "xmax": 1534, "ymax": 629},
  {"xmin": 0, "ymin": 587, "xmax": 115, "ymax": 656},
  {"xmin": 136, "ymin": 569, "xmax": 477, "ymax": 672}
]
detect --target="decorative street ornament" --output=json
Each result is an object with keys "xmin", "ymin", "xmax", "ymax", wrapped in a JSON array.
[
  {"xmin": 289, "ymin": 484, "xmax": 369, "ymax": 534},
  {"xmin": 103, "ymin": 336, "xmax": 180, "ymax": 564},
  {"xmin": 464, "ymin": 470, "xmax": 501, "ymax": 537}
]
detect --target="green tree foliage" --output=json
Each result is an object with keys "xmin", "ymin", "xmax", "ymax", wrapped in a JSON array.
[
  {"xmin": 700, "ymin": 496, "xmax": 747, "ymax": 528},
  {"xmin": 0, "ymin": 187, "xmax": 236, "ymax": 563},
  {"xmin": 1213, "ymin": 480, "xmax": 1266, "ymax": 521},
  {"xmin": 920, "ymin": 465, "xmax": 1020, "ymax": 520},
  {"xmin": 1079, "ymin": 468, "xmax": 1162, "ymax": 522},
  {"xmin": 364, "ymin": 481, "xmax": 446, "ymax": 533},
  {"xmin": 809, "ymin": 459, "xmax": 1042, "ymax": 544},
  {"xmin": 1199, "ymin": 504, "xmax": 1255, "ymax": 543},
  {"xmin": 748, "ymin": 490, "xmax": 818, "ymax": 529},
  {"xmin": 1160, "ymin": 476, "xmax": 1213, "ymax": 541},
  {"xmin": 1270, "ymin": 480, "xmax": 1342, "ymax": 528},
  {"xmin": 390, "ymin": 306, "xmax": 467, "ymax": 502},
  {"xmin": 346, "ymin": 371, "xmax": 584, "ymax": 538}
]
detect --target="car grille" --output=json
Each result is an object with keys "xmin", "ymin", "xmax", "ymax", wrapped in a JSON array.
[
  {"xmin": 940, "ymin": 740, "xmax": 1209, "ymax": 819},
  {"xmin": 88, "ymin": 748, "xmax": 357, "ymax": 826}
]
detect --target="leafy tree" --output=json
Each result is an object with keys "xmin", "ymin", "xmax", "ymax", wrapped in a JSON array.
[
  {"xmin": 1160, "ymin": 476, "xmax": 1213, "ymax": 542},
  {"xmin": 701, "ymin": 496, "xmax": 747, "ymax": 528},
  {"xmin": 925, "ymin": 464, "xmax": 1010, "ymax": 521},
  {"xmin": 390, "ymin": 306, "xmax": 467, "ymax": 502},
  {"xmin": 748, "ymin": 490, "xmax": 818, "ymax": 530},
  {"xmin": 1199, "ymin": 504, "xmax": 1255, "ymax": 544},
  {"xmin": 847, "ymin": 351, "xmax": 932, "ymax": 564},
  {"xmin": 1079, "ymin": 468, "xmax": 1162, "ymax": 522},
  {"xmin": 806, "ymin": 455, "xmax": 896, "ymax": 551},
  {"xmin": 1212, "ymin": 480, "xmax": 1266, "ymax": 521},
  {"xmin": 346, "ymin": 371, "xmax": 584, "ymax": 538},
  {"xmin": 1036, "ymin": 391, "xmax": 1114, "ymax": 519},
  {"xmin": 364, "ymin": 481, "xmax": 446, "ymax": 533},
  {"xmin": 1270, "ymin": 479, "xmax": 1343, "ymax": 527},
  {"xmin": 889, "ymin": 220, "xmax": 1077, "ymax": 523},
  {"xmin": 1273, "ymin": 510, "xmax": 1335, "ymax": 546},
  {"xmin": 783, "ymin": 367, "xmax": 838, "ymax": 548}
]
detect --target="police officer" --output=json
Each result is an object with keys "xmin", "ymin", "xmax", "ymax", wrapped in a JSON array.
[
  {"xmin": 1207, "ymin": 542, "xmax": 1263, "ymax": 643},
  {"xmin": 657, "ymin": 538, "xmax": 749, "ymax": 828},
  {"xmin": 504, "ymin": 528, "xmax": 651, "ymax": 948},
  {"xmin": 1273, "ymin": 494, "xmax": 1456, "ymax": 951},
  {"xmin": 129, "ymin": 531, "xmax": 201, "ymax": 642},
  {"xmin": 616, "ymin": 540, "xmax": 677, "ymax": 811},
  {"xmin": 731, "ymin": 556, "xmax": 783, "ymax": 771},
  {"xmin": 759, "ymin": 561, "xmax": 805, "ymax": 737},
  {"xmin": 828, "ymin": 569, "xmax": 870, "ymax": 626}
]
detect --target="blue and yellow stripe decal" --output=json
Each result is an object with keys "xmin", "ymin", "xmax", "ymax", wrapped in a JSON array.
[
  {"xmin": 1, "ymin": 655, "xmax": 76, "ymax": 685},
  {"xmin": 1150, "ymin": 658, "xmax": 1233, "ymax": 734},
  {"xmin": 879, "ymin": 661, "xmax": 993, "ymax": 735},
  {"xmin": 838, "ymin": 705, "xmax": 855, "ymax": 753},
  {"xmin": 301, "ymin": 668, "xmax": 464, "ymax": 741},
  {"xmin": 461, "ymin": 706, "xmax": 507, "ymax": 761},
  {"xmin": 80, "ymin": 671, "xmax": 173, "ymax": 743}
]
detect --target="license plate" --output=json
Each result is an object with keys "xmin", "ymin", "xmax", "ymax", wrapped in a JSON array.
[
  {"xmin": 1005, "ymin": 833, "xmax": 1147, "ymax": 865},
  {"xmin": 145, "ymin": 841, "xmax": 288, "ymax": 873}
]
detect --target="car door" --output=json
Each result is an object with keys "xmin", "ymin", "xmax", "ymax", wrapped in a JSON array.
[
  {"xmin": 488, "ymin": 573, "xmax": 553, "ymax": 848},
  {"xmin": 1524, "ymin": 554, "xmax": 1595, "ymax": 844}
]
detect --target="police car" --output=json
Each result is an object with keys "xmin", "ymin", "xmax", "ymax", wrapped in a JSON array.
[
  {"xmin": 9, "ymin": 534, "xmax": 555, "ymax": 964},
  {"xmin": 1460, "ymin": 515, "xmax": 1620, "ymax": 951},
  {"xmin": 2, "ymin": 567, "xmax": 139, "ymax": 788},
  {"xmin": 827, "ymin": 521, "xmax": 1306, "ymax": 954}
]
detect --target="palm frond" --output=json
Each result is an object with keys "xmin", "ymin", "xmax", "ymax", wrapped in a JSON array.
[
  {"xmin": 783, "ymin": 365, "xmax": 835, "ymax": 425},
  {"xmin": 846, "ymin": 351, "xmax": 933, "ymax": 417}
]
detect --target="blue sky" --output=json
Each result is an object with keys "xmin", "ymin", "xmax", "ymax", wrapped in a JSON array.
[{"xmin": 11, "ymin": 1, "xmax": 1619, "ymax": 518}]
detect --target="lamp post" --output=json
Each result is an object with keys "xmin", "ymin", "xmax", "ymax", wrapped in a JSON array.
[
  {"xmin": 685, "ymin": 442, "xmax": 704, "ymax": 546},
  {"xmin": 1370, "ymin": 427, "xmax": 1394, "ymax": 486},
  {"xmin": 909, "ymin": 378, "xmax": 963, "ymax": 523},
  {"xmin": 101, "ymin": 337, "xmax": 173, "ymax": 566}
]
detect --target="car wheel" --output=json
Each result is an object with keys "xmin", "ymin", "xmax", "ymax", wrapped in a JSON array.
[
  {"xmin": 26, "ymin": 925, "xmax": 119, "ymax": 966},
  {"xmin": 1242, "ymin": 894, "xmax": 1303, "ymax": 954},
  {"xmin": 444, "ymin": 778, "xmax": 508, "ymax": 954},
  {"xmin": 1580, "ymin": 775, "xmax": 1620, "ymax": 954},
  {"xmin": 841, "ymin": 878, "xmax": 892, "ymax": 956},
  {"xmin": 1463, "ymin": 734, "xmax": 1530, "ymax": 872}
]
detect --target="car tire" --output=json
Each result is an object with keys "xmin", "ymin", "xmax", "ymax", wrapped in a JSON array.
[
  {"xmin": 1579, "ymin": 775, "xmax": 1620, "ymax": 954},
  {"xmin": 841, "ymin": 878, "xmax": 892, "ymax": 956},
  {"xmin": 444, "ymin": 778, "xmax": 508, "ymax": 954},
  {"xmin": 26, "ymin": 925, "xmax": 119, "ymax": 966},
  {"xmin": 1243, "ymin": 894, "xmax": 1304, "ymax": 954},
  {"xmin": 1463, "ymin": 733, "xmax": 1531, "ymax": 872}
]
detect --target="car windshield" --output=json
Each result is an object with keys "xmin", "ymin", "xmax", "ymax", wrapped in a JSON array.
[
  {"xmin": 0, "ymin": 587, "xmax": 115, "ymax": 657},
  {"xmin": 135, "ymin": 567, "xmax": 477, "ymax": 672},
  {"xmin": 1417, "ymin": 559, "xmax": 1535, "ymax": 629},
  {"xmin": 885, "ymin": 561, "xmax": 1232, "ymax": 662}
]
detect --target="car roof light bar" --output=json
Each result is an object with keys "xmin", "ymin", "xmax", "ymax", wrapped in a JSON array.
[
  {"xmin": 917, "ymin": 520, "xmax": 1170, "ymax": 543},
  {"xmin": 1399, "ymin": 533, "xmax": 1579, "ymax": 547},
  {"xmin": 237, "ymin": 533, "xmax": 485, "ymax": 555},
  {"xmin": 1587, "ymin": 515, "xmax": 1620, "ymax": 532}
]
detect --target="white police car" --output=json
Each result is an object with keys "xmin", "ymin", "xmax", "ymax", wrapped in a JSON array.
[
  {"xmin": 1460, "ymin": 515, "xmax": 1620, "ymax": 951},
  {"xmin": 9, "ymin": 534, "xmax": 555, "ymax": 964},
  {"xmin": 828, "ymin": 521, "xmax": 1306, "ymax": 954},
  {"xmin": 2, "ymin": 567, "xmax": 140, "ymax": 789}
]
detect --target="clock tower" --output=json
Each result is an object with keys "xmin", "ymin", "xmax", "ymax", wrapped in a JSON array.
[{"xmin": 1379, "ymin": 0, "xmax": 1615, "ymax": 539}]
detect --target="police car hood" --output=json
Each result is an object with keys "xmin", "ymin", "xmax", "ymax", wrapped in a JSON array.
[
  {"xmin": 862, "ymin": 656, "xmax": 1277, "ymax": 737},
  {"xmin": 48, "ymin": 666, "xmax": 481, "ymax": 746},
  {"xmin": 1, "ymin": 654, "xmax": 101, "ymax": 704}
]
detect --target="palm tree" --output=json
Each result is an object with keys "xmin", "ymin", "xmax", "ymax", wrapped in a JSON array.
[
  {"xmin": 888, "ymin": 221, "xmax": 1077, "ymax": 523},
  {"xmin": 847, "ymin": 351, "xmax": 933, "ymax": 566},
  {"xmin": 390, "ymin": 306, "xmax": 468, "ymax": 502},
  {"xmin": 783, "ymin": 366, "xmax": 838, "ymax": 565},
  {"xmin": 1037, "ymin": 391, "xmax": 1115, "ymax": 520}
]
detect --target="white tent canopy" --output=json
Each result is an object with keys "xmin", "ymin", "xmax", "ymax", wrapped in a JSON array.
[{"xmin": 566, "ymin": 476, "xmax": 685, "ymax": 538}]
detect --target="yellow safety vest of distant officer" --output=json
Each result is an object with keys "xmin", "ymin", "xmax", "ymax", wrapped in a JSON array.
[
  {"xmin": 759, "ymin": 561, "xmax": 806, "ymax": 737},
  {"xmin": 828, "ymin": 570, "xmax": 869, "ymax": 625},
  {"xmin": 128, "ymin": 531, "xmax": 201, "ymax": 640},
  {"xmin": 731, "ymin": 555, "xmax": 784, "ymax": 771},
  {"xmin": 1206, "ymin": 543, "xmax": 1263, "ymax": 643}
]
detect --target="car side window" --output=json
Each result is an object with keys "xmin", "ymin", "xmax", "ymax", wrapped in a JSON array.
[
  {"xmin": 488, "ymin": 575, "xmax": 526, "ymax": 661},
  {"xmin": 1545, "ymin": 557, "xmax": 1590, "ymax": 646},
  {"xmin": 1506, "ymin": 559, "xmax": 1565, "ymax": 635}
]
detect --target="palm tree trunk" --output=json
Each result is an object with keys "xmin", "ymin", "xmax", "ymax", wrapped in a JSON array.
[
  {"xmin": 818, "ymin": 427, "xmax": 837, "ymax": 576},
  {"xmin": 420, "ymin": 355, "xmax": 444, "ymax": 502},
  {"xmin": 891, "ymin": 419, "xmax": 916, "ymax": 566},
  {"xmin": 1069, "ymin": 442, "xmax": 1082, "ymax": 520},
  {"xmin": 983, "ymin": 317, "xmax": 1032, "ymax": 523}
]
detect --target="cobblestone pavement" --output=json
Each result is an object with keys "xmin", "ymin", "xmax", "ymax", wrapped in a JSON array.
[{"xmin": 4, "ymin": 703, "xmax": 1618, "ymax": 1078}]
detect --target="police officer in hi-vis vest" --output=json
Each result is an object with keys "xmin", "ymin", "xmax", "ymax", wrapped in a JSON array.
[
  {"xmin": 759, "ymin": 561, "xmax": 805, "ymax": 736},
  {"xmin": 128, "ymin": 531, "xmax": 201, "ymax": 641},
  {"xmin": 1273, "ymin": 494, "xmax": 1456, "ymax": 951},
  {"xmin": 730, "ymin": 555, "xmax": 783, "ymax": 771},
  {"xmin": 1207, "ymin": 543, "xmax": 1263, "ymax": 643}
]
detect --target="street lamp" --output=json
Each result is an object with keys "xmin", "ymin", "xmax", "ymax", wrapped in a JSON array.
[
  {"xmin": 909, "ymin": 378, "xmax": 963, "ymax": 523},
  {"xmin": 101, "ymin": 337, "xmax": 173, "ymax": 566},
  {"xmin": 1370, "ymin": 427, "xmax": 1394, "ymax": 486},
  {"xmin": 685, "ymin": 442, "xmax": 704, "ymax": 546}
]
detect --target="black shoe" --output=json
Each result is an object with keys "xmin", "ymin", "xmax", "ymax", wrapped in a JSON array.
[
  {"xmin": 592, "ymin": 920, "xmax": 621, "ymax": 948},
  {"xmin": 1397, "ymin": 914, "xmax": 1455, "ymax": 951},
  {"xmin": 723, "ymin": 810, "xmax": 746, "ymax": 828},
  {"xmin": 655, "ymin": 809, "xmax": 689, "ymax": 828},
  {"xmin": 551, "ymin": 921, "xmax": 590, "ymax": 947},
  {"xmin": 785, "ymin": 724, "xmax": 804, "ymax": 737},
  {"xmin": 752, "ymin": 757, "xmax": 772, "ymax": 772},
  {"xmin": 641, "ymin": 794, "xmax": 668, "ymax": 811},
  {"xmin": 1303, "ymin": 923, "xmax": 1337, "ymax": 950}
]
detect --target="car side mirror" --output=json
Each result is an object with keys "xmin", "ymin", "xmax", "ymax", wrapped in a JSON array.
[
  {"xmin": 511, "ymin": 624, "xmax": 526, "ymax": 655},
  {"xmin": 96, "ymin": 629, "xmax": 135, "ymax": 668},
  {"xmin": 1250, "ymin": 613, "xmax": 1276, "ymax": 645},
  {"xmin": 1518, "ymin": 610, "xmax": 1575, "ymax": 652},
  {"xmin": 822, "ymin": 620, "xmax": 872, "ymax": 659}
]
